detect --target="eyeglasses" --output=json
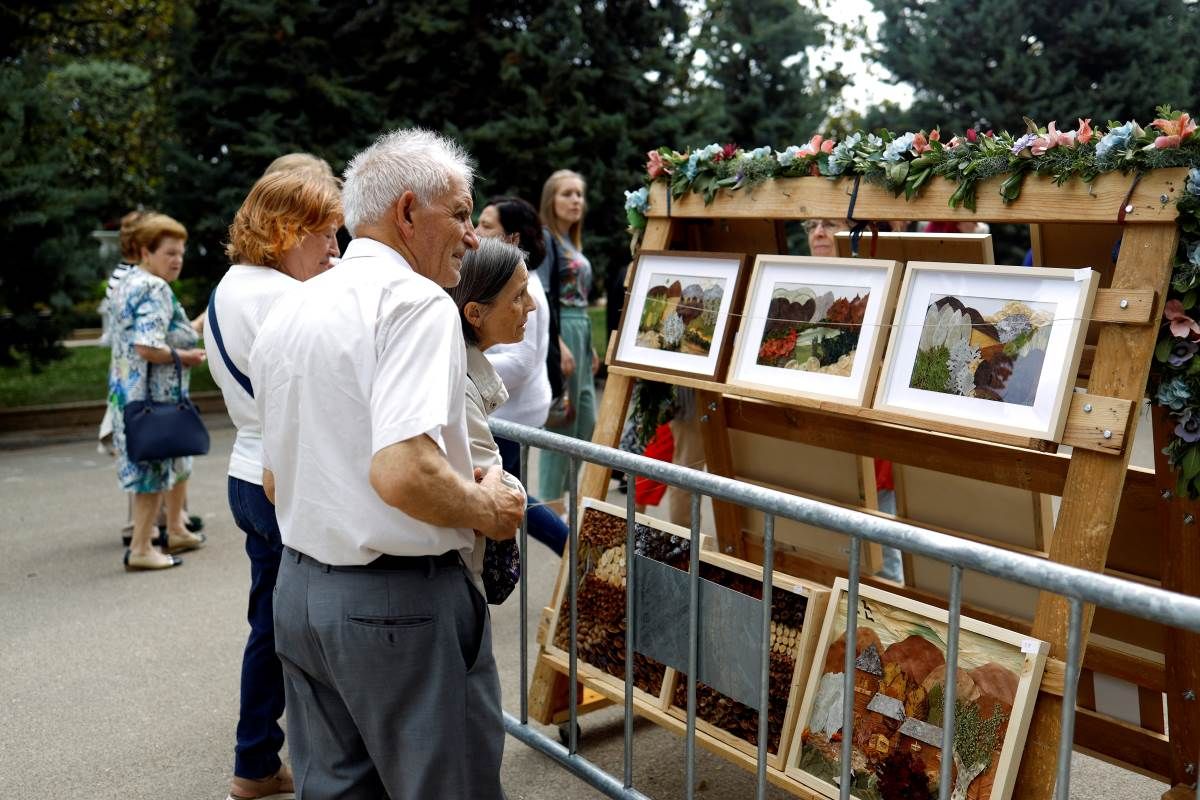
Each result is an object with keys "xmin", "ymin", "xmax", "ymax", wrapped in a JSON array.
[{"xmin": 802, "ymin": 219, "xmax": 848, "ymax": 234}]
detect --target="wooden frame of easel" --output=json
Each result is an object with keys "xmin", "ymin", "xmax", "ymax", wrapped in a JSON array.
[{"xmin": 526, "ymin": 168, "xmax": 1199, "ymax": 799}]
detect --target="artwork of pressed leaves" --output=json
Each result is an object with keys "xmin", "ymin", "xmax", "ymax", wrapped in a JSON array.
[
  {"xmin": 797, "ymin": 590, "xmax": 1032, "ymax": 800},
  {"xmin": 636, "ymin": 273, "xmax": 727, "ymax": 356},
  {"xmin": 668, "ymin": 560, "xmax": 809, "ymax": 756},
  {"xmin": 551, "ymin": 505, "xmax": 690, "ymax": 696},
  {"xmin": 908, "ymin": 295, "xmax": 1057, "ymax": 406},
  {"xmin": 755, "ymin": 282, "xmax": 870, "ymax": 377}
]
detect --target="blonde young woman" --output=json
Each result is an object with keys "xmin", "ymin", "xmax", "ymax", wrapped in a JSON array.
[
  {"xmin": 108, "ymin": 214, "xmax": 207, "ymax": 570},
  {"xmin": 204, "ymin": 166, "xmax": 341, "ymax": 800},
  {"xmin": 537, "ymin": 169, "xmax": 598, "ymax": 503}
]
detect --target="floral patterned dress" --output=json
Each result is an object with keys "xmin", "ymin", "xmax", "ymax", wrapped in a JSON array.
[{"xmin": 107, "ymin": 267, "xmax": 199, "ymax": 493}]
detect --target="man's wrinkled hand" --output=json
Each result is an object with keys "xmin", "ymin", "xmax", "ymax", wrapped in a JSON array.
[{"xmin": 476, "ymin": 465, "xmax": 525, "ymax": 540}]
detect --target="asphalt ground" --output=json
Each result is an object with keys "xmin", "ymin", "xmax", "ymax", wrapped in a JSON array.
[{"xmin": 0, "ymin": 419, "xmax": 1169, "ymax": 799}]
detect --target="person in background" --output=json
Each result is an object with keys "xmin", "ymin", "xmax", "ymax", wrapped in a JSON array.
[
  {"xmin": 922, "ymin": 220, "xmax": 990, "ymax": 235},
  {"xmin": 803, "ymin": 218, "xmax": 851, "ymax": 257},
  {"xmin": 538, "ymin": 169, "xmax": 597, "ymax": 506},
  {"xmin": 250, "ymin": 129, "xmax": 524, "ymax": 799},
  {"xmin": 205, "ymin": 166, "xmax": 342, "ymax": 800},
  {"xmin": 475, "ymin": 196, "xmax": 568, "ymax": 553},
  {"xmin": 107, "ymin": 213, "xmax": 207, "ymax": 571}
]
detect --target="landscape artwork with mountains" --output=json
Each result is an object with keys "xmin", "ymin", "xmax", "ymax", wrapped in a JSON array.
[
  {"xmin": 789, "ymin": 580, "xmax": 1046, "ymax": 800},
  {"xmin": 755, "ymin": 282, "xmax": 870, "ymax": 376},
  {"xmin": 636, "ymin": 272, "xmax": 727, "ymax": 356},
  {"xmin": 908, "ymin": 295, "xmax": 1056, "ymax": 406}
]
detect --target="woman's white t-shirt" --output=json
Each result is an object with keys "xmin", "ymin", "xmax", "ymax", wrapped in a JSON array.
[
  {"xmin": 486, "ymin": 274, "xmax": 552, "ymax": 427},
  {"xmin": 202, "ymin": 264, "xmax": 298, "ymax": 484}
]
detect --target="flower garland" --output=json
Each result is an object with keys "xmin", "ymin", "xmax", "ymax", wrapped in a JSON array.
[{"xmin": 622, "ymin": 107, "xmax": 1200, "ymax": 496}]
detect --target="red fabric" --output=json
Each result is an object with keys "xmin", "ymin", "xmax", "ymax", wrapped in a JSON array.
[
  {"xmin": 921, "ymin": 221, "xmax": 960, "ymax": 234},
  {"xmin": 634, "ymin": 423, "xmax": 674, "ymax": 506},
  {"xmin": 874, "ymin": 459, "xmax": 894, "ymax": 492}
]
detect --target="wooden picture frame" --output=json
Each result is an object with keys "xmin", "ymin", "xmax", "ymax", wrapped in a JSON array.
[
  {"xmin": 785, "ymin": 579, "xmax": 1049, "ymax": 800},
  {"xmin": 544, "ymin": 498, "xmax": 696, "ymax": 710},
  {"xmin": 873, "ymin": 262, "xmax": 1098, "ymax": 442},
  {"xmin": 835, "ymin": 231, "xmax": 995, "ymax": 265},
  {"xmin": 662, "ymin": 551, "xmax": 830, "ymax": 770},
  {"xmin": 611, "ymin": 250, "xmax": 748, "ymax": 382},
  {"xmin": 726, "ymin": 255, "xmax": 902, "ymax": 408}
]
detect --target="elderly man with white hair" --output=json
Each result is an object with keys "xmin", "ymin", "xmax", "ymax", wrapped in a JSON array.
[{"xmin": 249, "ymin": 129, "xmax": 525, "ymax": 800}]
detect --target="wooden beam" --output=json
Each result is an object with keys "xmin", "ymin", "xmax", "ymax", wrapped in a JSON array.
[
  {"xmin": 578, "ymin": 372, "xmax": 633, "ymax": 501},
  {"xmin": 696, "ymin": 390, "xmax": 746, "ymax": 558},
  {"xmin": 1074, "ymin": 707, "xmax": 1173, "ymax": 781},
  {"xmin": 1092, "ymin": 288, "xmax": 1157, "ymax": 324},
  {"xmin": 1015, "ymin": 222, "xmax": 1179, "ymax": 800},
  {"xmin": 647, "ymin": 170, "xmax": 1186, "ymax": 225},
  {"xmin": 1062, "ymin": 393, "xmax": 1134, "ymax": 455},
  {"xmin": 1152, "ymin": 405, "xmax": 1200, "ymax": 785}
]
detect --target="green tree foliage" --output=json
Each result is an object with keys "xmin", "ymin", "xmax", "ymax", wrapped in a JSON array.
[
  {"xmin": 165, "ymin": 0, "xmax": 378, "ymax": 286},
  {"xmin": 0, "ymin": 61, "xmax": 106, "ymax": 366},
  {"xmin": 687, "ymin": 0, "xmax": 846, "ymax": 146},
  {"xmin": 867, "ymin": 0, "xmax": 1196, "ymax": 133}
]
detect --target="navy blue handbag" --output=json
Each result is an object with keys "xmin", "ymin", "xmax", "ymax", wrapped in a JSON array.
[{"xmin": 122, "ymin": 348, "xmax": 210, "ymax": 462}]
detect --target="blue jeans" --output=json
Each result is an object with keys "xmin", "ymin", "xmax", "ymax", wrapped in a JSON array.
[
  {"xmin": 497, "ymin": 436, "xmax": 567, "ymax": 555},
  {"xmin": 227, "ymin": 476, "xmax": 286, "ymax": 780}
]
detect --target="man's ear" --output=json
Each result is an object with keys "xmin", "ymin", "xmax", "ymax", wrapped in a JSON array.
[{"xmin": 393, "ymin": 190, "xmax": 418, "ymax": 242}]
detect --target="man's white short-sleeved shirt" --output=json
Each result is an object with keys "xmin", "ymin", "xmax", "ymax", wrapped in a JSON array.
[{"xmin": 249, "ymin": 237, "xmax": 474, "ymax": 565}]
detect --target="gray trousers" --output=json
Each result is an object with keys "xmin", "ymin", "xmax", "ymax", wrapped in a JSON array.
[{"xmin": 274, "ymin": 549, "xmax": 505, "ymax": 800}]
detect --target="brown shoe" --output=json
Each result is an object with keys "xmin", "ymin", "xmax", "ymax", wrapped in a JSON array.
[{"xmin": 226, "ymin": 765, "xmax": 294, "ymax": 800}]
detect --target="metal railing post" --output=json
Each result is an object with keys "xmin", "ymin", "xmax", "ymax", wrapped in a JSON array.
[
  {"xmin": 686, "ymin": 491, "xmax": 702, "ymax": 800},
  {"xmin": 624, "ymin": 471, "xmax": 637, "ymax": 788},
  {"xmin": 839, "ymin": 537, "xmax": 862, "ymax": 800},
  {"xmin": 938, "ymin": 565, "xmax": 963, "ymax": 800},
  {"xmin": 519, "ymin": 443, "xmax": 530, "ymax": 725},
  {"xmin": 757, "ymin": 513, "xmax": 775, "ymax": 800},
  {"xmin": 1054, "ymin": 598, "xmax": 1085, "ymax": 800},
  {"xmin": 567, "ymin": 456, "xmax": 580, "ymax": 755}
]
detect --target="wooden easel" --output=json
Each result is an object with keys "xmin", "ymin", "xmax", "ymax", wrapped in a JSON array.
[{"xmin": 527, "ymin": 169, "xmax": 1199, "ymax": 798}]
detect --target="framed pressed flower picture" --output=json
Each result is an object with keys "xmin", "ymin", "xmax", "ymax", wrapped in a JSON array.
[
  {"xmin": 727, "ymin": 255, "xmax": 902, "ymax": 407},
  {"xmin": 784, "ymin": 579, "xmax": 1048, "ymax": 800},
  {"xmin": 612, "ymin": 251, "xmax": 748, "ymax": 381},
  {"xmin": 873, "ymin": 262, "xmax": 1098, "ymax": 442}
]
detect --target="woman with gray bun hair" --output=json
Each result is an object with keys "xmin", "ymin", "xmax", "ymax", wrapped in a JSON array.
[{"xmin": 447, "ymin": 237, "xmax": 536, "ymax": 602}]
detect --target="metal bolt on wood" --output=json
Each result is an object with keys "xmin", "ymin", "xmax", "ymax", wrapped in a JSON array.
[
  {"xmin": 1163, "ymin": 489, "xmax": 1174, "ymax": 500},
  {"xmin": 1186, "ymin": 762, "xmax": 1196, "ymax": 775},
  {"xmin": 1119, "ymin": 299, "xmax": 1129, "ymax": 309},
  {"xmin": 1125, "ymin": 203, "xmax": 1135, "ymax": 213},
  {"xmin": 1161, "ymin": 193, "xmax": 1171, "ymax": 203},
  {"xmin": 1083, "ymin": 403, "xmax": 1093, "ymax": 413},
  {"xmin": 1186, "ymin": 514, "xmax": 1196, "ymax": 525},
  {"xmin": 700, "ymin": 414, "xmax": 709, "ymax": 423},
  {"xmin": 1185, "ymin": 688, "xmax": 1197, "ymax": 701},
  {"xmin": 1102, "ymin": 429, "xmax": 1112, "ymax": 439},
  {"xmin": 707, "ymin": 401, "xmax": 718, "ymax": 411}
]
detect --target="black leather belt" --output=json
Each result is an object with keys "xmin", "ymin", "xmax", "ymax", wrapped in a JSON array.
[{"xmin": 287, "ymin": 547, "xmax": 460, "ymax": 572}]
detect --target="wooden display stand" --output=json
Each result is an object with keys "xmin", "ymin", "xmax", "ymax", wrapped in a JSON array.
[{"xmin": 526, "ymin": 169, "xmax": 1199, "ymax": 798}]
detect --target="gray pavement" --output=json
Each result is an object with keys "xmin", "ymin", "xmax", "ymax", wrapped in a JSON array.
[{"xmin": 0, "ymin": 421, "xmax": 1169, "ymax": 799}]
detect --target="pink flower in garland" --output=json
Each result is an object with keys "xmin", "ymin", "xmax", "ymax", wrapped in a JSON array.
[
  {"xmin": 929, "ymin": 129, "xmax": 940, "ymax": 143},
  {"xmin": 947, "ymin": 135, "xmax": 963, "ymax": 149},
  {"xmin": 1076, "ymin": 118, "xmax": 1093, "ymax": 145},
  {"xmin": 912, "ymin": 132, "xmax": 930, "ymax": 154},
  {"xmin": 1032, "ymin": 121, "xmax": 1077, "ymax": 155},
  {"xmin": 646, "ymin": 150, "xmax": 669, "ymax": 179},
  {"xmin": 965, "ymin": 128, "xmax": 978, "ymax": 144},
  {"xmin": 1165, "ymin": 299, "xmax": 1200, "ymax": 338},
  {"xmin": 1151, "ymin": 112, "xmax": 1196, "ymax": 149},
  {"xmin": 799, "ymin": 134, "xmax": 835, "ymax": 156}
]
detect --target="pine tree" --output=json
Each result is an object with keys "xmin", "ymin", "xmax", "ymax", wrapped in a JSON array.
[
  {"xmin": 0, "ymin": 60, "xmax": 107, "ymax": 366},
  {"xmin": 867, "ymin": 0, "xmax": 1195, "ymax": 132}
]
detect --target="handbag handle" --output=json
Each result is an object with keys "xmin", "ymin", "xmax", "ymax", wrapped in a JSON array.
[{"xmin": 143, "ymin": 348, "xmax": 185, "ymax": 403}]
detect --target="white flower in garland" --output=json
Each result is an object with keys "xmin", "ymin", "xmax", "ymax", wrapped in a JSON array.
[
  {"xmin": 883, "ymin": 132, "xmax": 916, "ymax": 162},
  {"xmin": 777, "ymin": 145, "xmax": 802, "ymax": 166}
]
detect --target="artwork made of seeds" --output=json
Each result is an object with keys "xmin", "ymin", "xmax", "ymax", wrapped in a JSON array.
[
  {"xmin": 668, "ymin": 560, "xmax": 809, "ymax": 756},
  {"xmin": 549, "ymin": 502, "xmax": 691, "ymax": 698}
]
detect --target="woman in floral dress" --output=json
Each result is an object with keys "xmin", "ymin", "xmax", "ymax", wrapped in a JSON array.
[{"xmin": 108, "ymin": 213, "xmax": 208, "ymax": 571}]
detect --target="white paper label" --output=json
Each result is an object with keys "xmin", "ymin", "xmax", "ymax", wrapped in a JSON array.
[{"xmin": 1020, "ymin": 638, "xmax": 1040, "ymax": 654}]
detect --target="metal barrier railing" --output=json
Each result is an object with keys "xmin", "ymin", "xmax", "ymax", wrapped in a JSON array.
[{"xmin": 490, "ymin": 418, "xmax": 1200, "ymax": 800}]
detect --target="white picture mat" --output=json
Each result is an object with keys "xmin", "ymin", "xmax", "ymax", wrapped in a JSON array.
[
  {"xmin": 877, "ymin": 264, "xmax": 1094, "ymax": 438},
  {"xmin": 615, "ymin": 253, "xmax": 741, "ymax": 376},
  {"xmin": 729, "ymin": 258, "xmax": 896, "ymax": 404}
]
